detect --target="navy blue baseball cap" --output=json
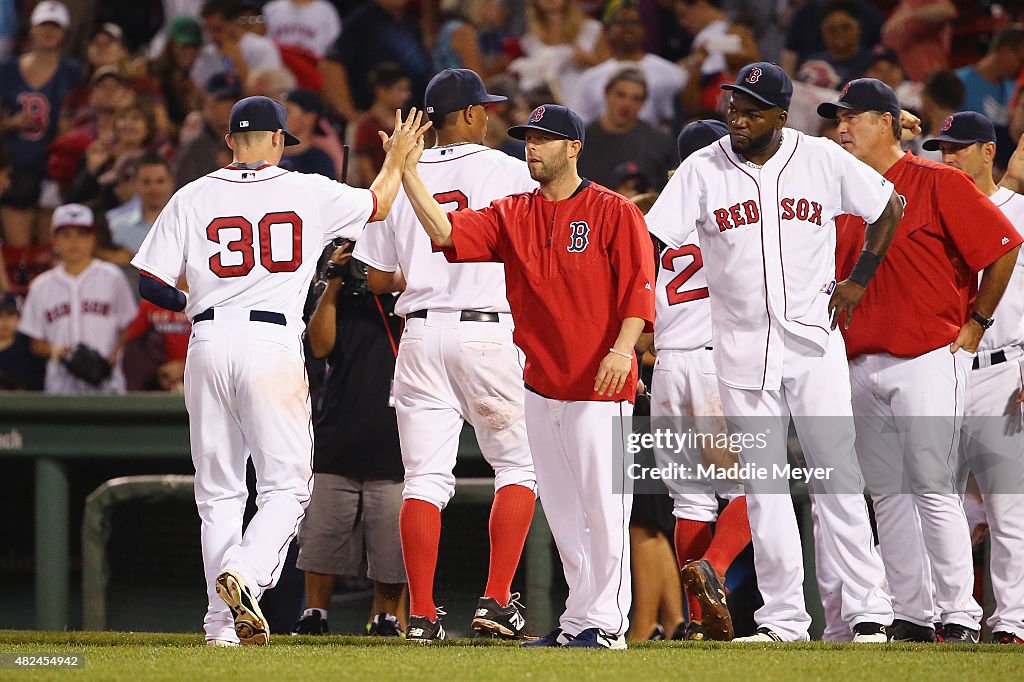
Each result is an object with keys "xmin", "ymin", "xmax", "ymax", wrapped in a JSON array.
[
  {"xmin": 817, "ymin": 78, "xmax": 899, "ymax": 120},
  {"xmin": 229, "ymin": 96, "xmax": 300, "ymax": 146},
  {"xmin": 677, "ymin": 119, "xmax": 728, "ymax": 161},
  {"xmin": 0, "ymin": 292, "xmax": 18, "ymax": 313},
  {"xmin": 721, "ymin": 62, "xmax": 793, "ymax": 111},
  {"xmin": 508, "ymin": 104, "xmax": 585, "ymax": 145},
  {"xmin": 424, "ymin": 69, "xmax": 507, "ymax": 118},
  {"xmin": 923, "ymin": 111, "xmax": 997, "ymax": 151}
]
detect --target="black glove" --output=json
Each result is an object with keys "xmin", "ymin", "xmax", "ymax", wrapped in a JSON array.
[{"xmin": 60, "ymin": 344, "xmax": 113, "ymax": 386}]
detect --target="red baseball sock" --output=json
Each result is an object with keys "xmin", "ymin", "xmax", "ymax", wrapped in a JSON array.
[
  {"xmin": 483, "ymin": 484, "xmax": 536, "ymax": 605},
  {"xmin": 704, "ymin": 497, "xmax": 752, "ymax": 578},
  {"xmin": 675, "ymin": 519, "xmax": 712, "ymax": 621},
  {"xmin": 399, "ymin": 499, "xmax": 441, "ymax": 620}
]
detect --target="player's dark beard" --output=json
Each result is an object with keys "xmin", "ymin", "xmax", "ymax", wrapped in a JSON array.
[
  {"xmin": 529, "ymin": 149, "xmax": 570, "ymax": 184},
  {"xmin": 731, "ymin": 128, "xmax": 779, "ymax": 159}
]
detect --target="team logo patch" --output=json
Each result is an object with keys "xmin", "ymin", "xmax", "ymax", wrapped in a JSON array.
[
  {"xmin": 942, "ymin": 115, "xmax": 953, "ymax": 132},
  {"xmin": 239, "ymin": 120, "xmax": 249, "ymax": 128},
  {"xmin": 1003, "ymin": 236, "xmax": 1011, "ymax": 245},
  {"xmin": 567, "ymin": 221, "xmax": 591, "ymax": 253},
  {"xmin": 746, "ymin": 67, "xmax": 762, "ymax": 84},
  {"xmin": 530, "ymin": 106, "xmax": 545, "ymax": 123}
]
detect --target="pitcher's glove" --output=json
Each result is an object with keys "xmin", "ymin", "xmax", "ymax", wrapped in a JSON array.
[{"xmin": 61, "ymin": 344, "xmax": 113, "ymax": 386}]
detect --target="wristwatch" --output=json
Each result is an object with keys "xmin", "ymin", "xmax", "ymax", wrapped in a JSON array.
[{"xmin": 971, "ymin": 311, "xmax": 994, "ymax": 330}]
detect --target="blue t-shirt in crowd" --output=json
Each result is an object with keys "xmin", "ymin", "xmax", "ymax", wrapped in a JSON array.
[
  {"xmin": 0, "ymin": 56, "xmax": 82, "ymax": 168},
  {"xmin": 956, "ymin": 65, "xmax": 1015, "ymax": 126}
]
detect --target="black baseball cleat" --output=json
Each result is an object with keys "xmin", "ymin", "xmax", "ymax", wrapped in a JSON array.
[
  {"xmin": 682, "ymin": 621, "xmax": 707, "ymax": 641},
  {"xmin": 215, "ymin": 570, "xmax": 269, "ymax": 645},
  {"xmin": 368, "ymin": 612, "xmax": 402, "ymax": 637},
  {"xmin": 887, "ymin": 619, "xmax": 937, "ymax": 643},
  {"xmin": 681, "ymin": 559, "xmax": 734, "ymax": 640},
  {"xmin": 471, "ymin": 592, "xmax": 528, "ymax": 639},
  {"xmin": 406, "ymin": 611, "xmax": 446, "ymax": 643},
  {"xmin": 521, "ymin": 627, "xmax": 572, "ymax": 648},
  {"xmin": 646, "ymin": 624, "xmax": 666, "ymax": 641},
  {"xmin": 852, "ymin": 621, "xmax": 887, "ymax": 642},
  {"xmin": 291, "ymin": 610, "xmax": 328, "ymax": 635},
  {"xmin": 938, "ymin": 623, "xmax": 980, "ymax": 643},
  {"xmin": 993, "ymin": 631, "xmax": 1024, "ymax": 644},
  {"xmin": 669, "ymin": 622, "xmax": 688, "ymax": 641}
]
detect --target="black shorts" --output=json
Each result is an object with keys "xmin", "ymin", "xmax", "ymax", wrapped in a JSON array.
[{"xmin": 0, "ymin": 165, "xmax": 45, "ymax": 209}]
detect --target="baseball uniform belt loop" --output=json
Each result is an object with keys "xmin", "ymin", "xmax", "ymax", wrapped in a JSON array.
[
  {"xmin": 406, "ymin": 309, "xmax": 500, "ymax": 323},
  {"xmin": 972, "ymin": 348, "xmax": 1007, "ymax": 371},
  {"xmin": 193, "ymin": 308, "xmax": 287, "ymax": 326}
]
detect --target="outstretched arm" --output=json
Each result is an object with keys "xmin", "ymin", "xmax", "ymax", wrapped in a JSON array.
[
  {"xmin": 401, "ymin": 138, "xmax": 454, "ymax": 248},
  {"xmin": 367, "ymin": 109, "xmax": 432, "ymax": 223}
]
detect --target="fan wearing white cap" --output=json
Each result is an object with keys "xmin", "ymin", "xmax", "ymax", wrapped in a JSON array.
[
  {"xmin": 0, "ymin": 0, "xmax": 82, "ymax": 246},
  {"xmin": 18, "ymin": 203, "xmax": 137, "ymax": 394}
]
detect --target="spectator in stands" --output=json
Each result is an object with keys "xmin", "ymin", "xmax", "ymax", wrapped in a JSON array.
[
  {"xmin": 0, "ymin": 291, "xmax": 45, "ymax": 390},
  {"xmin": 106, "ymin": 155, "xmax": 174, "ymax": 264},
  {"xmin": 0, "ymin": 1, "xmax": 82, "ymax": 248},
  {"xmin": 956, "ymin": 24, "xmax": 1024, "ymax": 163},
  {"xmin": 191, "ymin": 0, "xmax": 283, "ymax": 91},
  {"xmin": 244, "ymin": 64, "xmax": 298, "ymax": 96},
  {"xmin": 802, "ymin": 1, "xmax": 874, "ymax": 89},
  {"xmin": 150, "ymin": 16, "xmax": 204, "ymax": 133},
  {"xmin": 864, "ymin": 45, "xmax": 923, "ymax": 112},
  {"xmin": 780, "ymin": 0, "xmax": 883, "ymax": 76},
  {"xmin": 292, "ymin": 242, "xmax": 407, "ymax": 637},
  {"xmin": 353, "ymin": 63, "xmax": 411, "ymax": 186},
  {"xmin": 0, "ymin": 0, "xmax": 15, "ymax": 62},
  {"xmin": 323, "ymin": 0, "xmax": 432, "ymax": 116},
  {"xmin": 917, "ymin": 69, "xmax": 964, "ymax": 161},
  {"xmin": 481, "ymin": 75, "xmax": 527, "ymax": 159},
  {"xmin": 19, "ymin": 203, "xmax": 136, "ymax": 394},
  {"xmin": 280, "ymin": 89, "xmax": 337, "ymax": 178},
  {"xmin": 264, "ymin": 0, "xmax": 342, "ymax": 64},
  {"xmin": 881, "ymin": 0, "xmax": 956, "ymax": 82},
  {"xmin": 676, "ymin": 0, "xmax": 759, "ymax": 115},
  {"xmin": 172, "ymin": 72, "xmax": 239, "ymax": 187},
  {"xmin": 572, "ymin": 2, "xmax": 687, "ymax": 131},
  {"xmin": 0, "ymin": 143, "xmax": 11, "ymax": 293},
  {"xmin": 433, "ymin": 0, "xmax": 512, "ymax": 78},
  {"xmin": 119, "ymin": 277, "xmax": 190, "ymax": 391},
  {"xmin": 510, "ymin": 0, "xmax": 608, "ymax": 106},
  {"xmin": 577, "ymin": 67, "xmax": 677, "ymax": 190}
]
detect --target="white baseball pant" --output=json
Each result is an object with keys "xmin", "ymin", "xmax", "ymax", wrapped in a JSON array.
[
  {"xmin": 849, "ymin": 345, "xmax": 983, "ymax": 629},
  {"xmin": 393, "ymin": 311, "xmax": 536, "ymax": 509},
  {"xmin": 524, "ymin": 391, "xmax": 633, "ymax": 637},
  {"xmin": 961, "ymin": 349, "xmax": 1024, "ymax": 638},
  {"xmin": 717, "ymin": 329, "xmax": 891, "ymax": 641},
  {"xmin": 185, "ymin": 308, "xmax": 313, "ymax": 643}
]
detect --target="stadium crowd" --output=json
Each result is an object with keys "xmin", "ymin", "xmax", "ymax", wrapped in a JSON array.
[{"xmin": 1, "ymin": 0, "xmax": 1023, "ymax": 644}]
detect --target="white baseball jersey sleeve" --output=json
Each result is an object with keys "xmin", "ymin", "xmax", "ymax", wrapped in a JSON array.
[
  {"xmin": 646, "ymin": 130, "xmax": 894, "ymax": 390},
  {"xmin": 653, "ymin": 230, "xmax": 713, "ymax": 352},
  {"xmin": 979, "ymin": 187, "xmax": 1024, "ymax": 351},
  {"xmin": 132, "ymin": 165, "xmax": 375, "ymax": 319},
  {"xmin": 354, "ymin": 144, "xmax": 537, "ymax": 317},
  {"xmin": 18, "ymin": 260, "xmax": 137, "ymax": 393}
]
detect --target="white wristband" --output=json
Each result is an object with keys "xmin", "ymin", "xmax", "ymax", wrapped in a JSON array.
[{"xmin": 608, "ymin": 348, "xmax": 632, "ymax": 359}]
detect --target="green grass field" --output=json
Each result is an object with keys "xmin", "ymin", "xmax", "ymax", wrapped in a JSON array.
[{"xmin": 1, "ymin": 632, "xmax": 1023, "ymax": 681}]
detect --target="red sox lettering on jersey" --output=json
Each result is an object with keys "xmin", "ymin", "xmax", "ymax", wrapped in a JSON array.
[{"xmin": 712, "ymin": 198, "xmax": 823, "ymax": 232}]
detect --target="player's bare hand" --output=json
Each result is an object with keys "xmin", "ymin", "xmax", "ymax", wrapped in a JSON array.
[
  {"xmin": 950, "ymin": 319, "xmax": 984, "ymax": 354},
  {"xmin": 329, "ymin": 241, "xmax": 354, "ymax": 266},
  {"xmin": 828, "ymin": 280, "xmax": 865, "ymax": 330},
  {"xmin": 594, "ymin": 351, "xmax": 632, "ymax": 397},
  {"xmin": 899, "ymin": 109, "xmax": 921, "ymax": 141},
  {"xmin": 50, "ymin": 344, "xmax": 68, "ymax": 361},
  {"xmin": 379, "ymin": 108, "xmax": 432, "ymax": 158},
  {"xmin": 404, "ymin": 134, "xmax": 425, "ymax": 172}
]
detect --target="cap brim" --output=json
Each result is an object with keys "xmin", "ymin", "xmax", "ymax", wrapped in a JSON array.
[
  {"xmin": 721, "ymin": 84, "xmax": 782, "ymax": 110},
  {"xmin": 921, "ymin": 134, "xmax": 984, "ymax": 151},
  {"xmin": 283, "ymin": 131, "xmax": 301, "ymax": 146},
  {"xmin": 507, "ymin": 123, "xmax": 573, "ymax": 141},
  {"xmin": 816, "ymin": 101, "xmax": 857, "ymax": 120},
  {"xmin": 480, "ymin": 94, "xmax": 507, "ymax": 105}
]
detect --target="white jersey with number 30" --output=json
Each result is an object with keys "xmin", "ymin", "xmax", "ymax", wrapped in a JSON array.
[
  {"xmin": 354, "ymin": 144, "xmax": 536, "ymax": 317},
  {"xmin": 132, "ymin": 164, "xmax": 375, "ymax": 319}
]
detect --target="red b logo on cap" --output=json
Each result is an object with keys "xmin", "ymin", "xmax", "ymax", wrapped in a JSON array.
[
  {"xmin": 530, "ymin": 106, "xmax": 545, "ymax": 123},
  {"xmin": 839, "ymin": 81, "xmax": 851, "ymax": 98},
  {"xmin": 942, "ymin": 115, "xmax": 953, "ymax": 132},
  {"xmin": 746, "ymin": 67, "xmax": 762, "ymax": 84}
]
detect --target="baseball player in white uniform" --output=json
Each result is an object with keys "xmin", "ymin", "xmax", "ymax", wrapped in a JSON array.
[
  {"xmin": 929, "ymin": 112, "xmax": 1024, "ymax": 645},
  {"xmin": 19, "ymin": 203, "xmax": 137, "ymax": 394},
  {"xmin": 354, "ymin": 70, "xmax": 538, "ymax": 642},
  {"xmin": 645, "ymin": 63, "xmax": 902, "ymax": 642},
  {"xmin": 131, "ymin": 96, "xmax": 428, "ymax": 646},
  {"xmin": 648, "ymin": 119, "xmax": 747, "ymax": 643}
]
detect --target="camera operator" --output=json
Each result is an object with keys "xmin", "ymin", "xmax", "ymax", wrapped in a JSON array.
[{"xmin": 292, "ymin": 240, "xmax": 409, "ymax": 636}]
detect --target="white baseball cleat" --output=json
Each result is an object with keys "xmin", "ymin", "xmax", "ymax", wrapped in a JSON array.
[
  {"xmin": 215, "ymin": 570, "xmax": 269, "ymax": 646},
  {"xmin": 852, "ymin": 622, "xmax": 887, "ymax": 643},
  {"xmin": 205, "ymin": 639, "xmax": 239, "ymax": 647},
  {"xmin": 732, "ymin": 627, "xmax": 786, "ymax": 642}
]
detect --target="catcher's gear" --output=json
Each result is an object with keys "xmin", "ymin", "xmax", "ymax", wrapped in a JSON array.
[{"xmin": 60, "ymin": 344, "xmax": 113, "ymax": 385}]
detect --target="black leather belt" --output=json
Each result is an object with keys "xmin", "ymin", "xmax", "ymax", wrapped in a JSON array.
[
  {"xmin": 193, "ymin": 308, "xmax": 287, "ymax": 326},
  {"xmin": 407, "ymin": 310, "xmax": 500, "ymax": 323},
  {"xmin": 972, "ymin": 349, "xmax": 1006, "ymax": 370}
]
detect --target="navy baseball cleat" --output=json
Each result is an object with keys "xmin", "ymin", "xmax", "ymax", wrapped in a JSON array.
[
  {"xmin": 681, "ymin": 559, "xmax": 734, "ymax": 640},
  {"xmin": 887, "ymin": 619, "xmax": 936, "ymax": 643},
  {"xmin": 472, "ymin": 593, "xmax": 529, "ymax": 639},
  {"xmin": 561, "ymin": 627, "xmax": 627, "ymax": 649},
  {"xmin": 406, "ymin": 611, "xmax": 446, "ymax": 643},
  {"xmin": 215, "ymin": 570, "xmax": 269, "ymax": 645},
  {"xmin": 521, "ymin": 627, "xmax": 572, "ymax": 647}
]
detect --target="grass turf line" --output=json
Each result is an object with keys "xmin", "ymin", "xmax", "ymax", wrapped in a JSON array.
[{"xmin": 0, "ymin": 632, "xmax": 1021, "ymax": 681}]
